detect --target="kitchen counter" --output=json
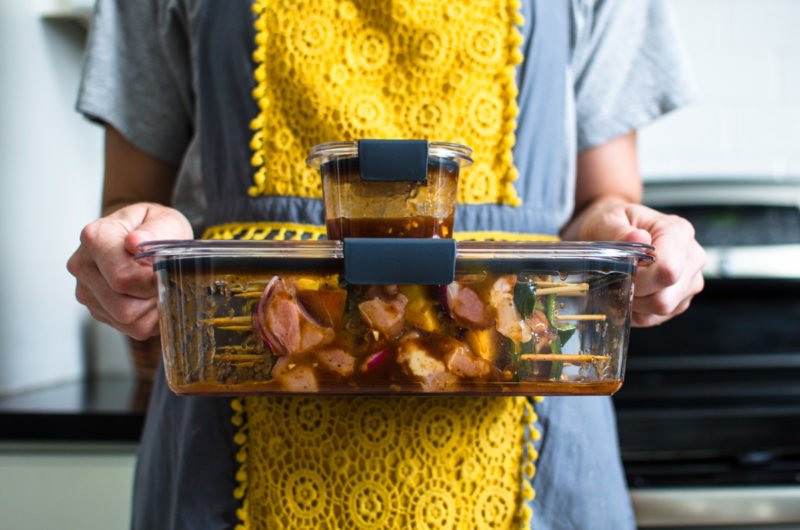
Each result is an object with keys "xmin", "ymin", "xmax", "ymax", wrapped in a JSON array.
[{"xmin": 0, "ymin": 377, "xmax": 146, "ymax": 442}]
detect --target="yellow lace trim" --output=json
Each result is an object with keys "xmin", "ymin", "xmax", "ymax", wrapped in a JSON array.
[
  {"xmin": 202, "ymin": 222, "xmax": 327, "ymax": 241},
  {"xmin": 206, "ymin": 223, "xmax": 542, "ymax": 529},
  {"xmin": 248, "ymin": 0, "xmax": 524, "ymax": 206},
  {"xmin": 202, "ymin": 222, "xmax": 558, "ymax": 243}
]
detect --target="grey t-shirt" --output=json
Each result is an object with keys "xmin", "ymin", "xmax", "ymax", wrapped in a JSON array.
[
  {"xmin": 78, "ymin": 0, "xmax": 695, "ymax": 233},
  {"xmin": 77, "ymin": 2, "xmax": 694, "ymax": 529}
]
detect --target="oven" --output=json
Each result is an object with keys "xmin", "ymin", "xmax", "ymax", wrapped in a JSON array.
[{"xmin": 613, "ymin": 178, "xmax": 800, "ymax": 528}]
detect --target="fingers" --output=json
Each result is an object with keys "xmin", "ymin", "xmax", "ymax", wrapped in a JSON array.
[
  {"xmin": 578, "ymin": 203, "xmax": 653, "ymax": 244},
  {"xmin": 76, "ymin": 221, "xmax": 156, "ymax": 299},
  {"xmin": 80, "ymin": 259, "xmax": 157, "ymax": 322},
  {"xmin": 75, "ymin": 279, "xmax": 160, "ymax": 339},
  {"xmin": 632, "ymin": 249, "xmax": 705, "ymax": 328},
  {"xmin": 571, "ymin": 202, "xmax": 707, "ymax": 328},
  {"xmin": 67, "ymin": 203, "xmax": 191, "ymax": 340},
  {"xmin": 122, "ymin": 204, "xmax": 193, "ymax": 255},
  {"xmin": 633, "ymin": 215, "xmax": 699, "ymax": 298}
]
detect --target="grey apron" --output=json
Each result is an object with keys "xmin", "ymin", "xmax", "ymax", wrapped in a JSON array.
[{"xmin": 131, "ymin": 1, "xmax": 635, "ymax": 528}]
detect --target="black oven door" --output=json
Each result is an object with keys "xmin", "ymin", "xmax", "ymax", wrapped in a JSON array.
[{"xmin": 615, "ymin": 278, "xmax": 800, "ymax": 528}]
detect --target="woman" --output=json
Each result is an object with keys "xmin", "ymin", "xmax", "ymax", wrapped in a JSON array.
[{"xmin": 68, "ymin": 0, "xmax": 705, "ymax": 528}]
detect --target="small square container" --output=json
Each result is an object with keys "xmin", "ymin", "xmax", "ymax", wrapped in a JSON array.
[
  {"xmin": 306, "ymin": 140, "xmax": 472, "ymax": 239},
  {"xmin": 138, "ymin": 240, "xmax": 653, "ymax": 396}
]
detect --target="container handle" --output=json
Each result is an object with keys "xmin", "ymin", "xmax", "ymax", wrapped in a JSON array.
[
  {"xmin": 358, "ymin": 139, "xmax": 429, "ymax": 183},
  {"xmin": 343, "ymin": 238, "xmax": 456, "ymax": 285}
]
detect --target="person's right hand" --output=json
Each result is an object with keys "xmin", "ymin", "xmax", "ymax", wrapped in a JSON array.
[{"xmin": 67, "ymin": 203, "xmax": 193, "ymax": 340}]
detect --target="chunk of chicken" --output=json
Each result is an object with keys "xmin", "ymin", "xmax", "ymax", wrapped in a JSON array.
[
  {"xmin": 316, "ymin": 348, "xmax": 356, "ymax": 377},
  {"xmin": 397, "ymin": 338, "xmax": 445, "ymax": 378},
  {"xmin": 527, "ymin": 309, "xmax": 549, "ymax": 334},
  {"xmin": 447, "ymin": 282, "xmax": 492, "ymax": 329},
  {"xmin": 443, "ymin": 339, "xmax": 492, "ymax": 379},
  {"xmin": 358, "ymin": 294, "xmax": 408, "ymax": 338},
  {"xmin": 421, "ymin": 371, "xmax": 460, "ymax": 392},
  {"xmin": 271, "ymin": 356, "xmax": 319, "ymax": 392},
  {"xmin": 489, "ymin": 275, "xmax": 532, "ymax": 343}
]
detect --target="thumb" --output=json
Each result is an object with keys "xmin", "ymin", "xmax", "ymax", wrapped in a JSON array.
[
  {"xmin": 120, "ymin": 205, "xmax": 193, "ymax": 256},
  {"xmin": 580, "ymin": 205, "xmax": 653, "ymax": 245},
  {"xmin": 125, "ymin": 229, "xmax": 159, "ymax": 256},
  {"xmin": 617, "ymin": 227, "xmax": 652, "ymax": 245}
]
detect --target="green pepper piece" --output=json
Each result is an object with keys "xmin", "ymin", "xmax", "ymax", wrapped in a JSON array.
[
  {"xmin": 557, "ymin": 325, "xmax": 576, "ymax": 345},
  {"xmin": 518, "ymin": 339, "xmax": 535, "ymax": 380},
  {"xmin": 502, "ymin": 337, "xmax": 536, "ymax": 382},
  {"xmin": 547, "ymin": 293, "xmax": 578, "ymax": 344},
  {"xmin": 514, "ymin": 281, "xmax": 537, "ymax": 319},
  {"xmin": 546, "ymin": 294, "xmax": 558, "ymax": 326},
  {"xmin": 546, "ymin": 294, "xmax": 576, "ymax": 379},
  {"xmin": 549, "ymin": 336, "xmax": 564, "ymax": 380}
]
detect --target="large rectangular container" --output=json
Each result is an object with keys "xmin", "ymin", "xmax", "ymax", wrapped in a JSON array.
[{"xmin": 138, "ymin": 240, "xmax": 653, "ymax": 396}]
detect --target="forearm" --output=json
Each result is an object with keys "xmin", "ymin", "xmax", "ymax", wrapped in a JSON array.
[
  {"xmin": 560, "ymin": 131, "xmax": 641, "ymax": 241},
  {"xmin": 101, "ymin": 126, "xmax": 178, "ymax": 216}
]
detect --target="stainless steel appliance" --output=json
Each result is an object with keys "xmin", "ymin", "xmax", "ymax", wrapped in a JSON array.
[{"xmin": 615, "ymin": 177, "xmax": 800, "ymax": 528}]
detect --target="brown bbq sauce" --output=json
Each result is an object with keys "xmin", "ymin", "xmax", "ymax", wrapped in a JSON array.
[
  {"xmin": 162, "ymin": 267, "xmax": 629, "ymax": 396},
  {"xmin": 170, "ymin": 380, "xmax": 623, "ymax": 396},
  {"xmin": 326, "ymin": 215, "xmax": 453, "ymax": 239}
]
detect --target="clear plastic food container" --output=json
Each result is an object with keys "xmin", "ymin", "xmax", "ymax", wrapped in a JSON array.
[
  {"xmin": 138, "ymin": 240, "xmax": 653, "ymax": 396},
  {"xmin": 306, "ymin": 140, "xmax": 472, "ymax": 239}
]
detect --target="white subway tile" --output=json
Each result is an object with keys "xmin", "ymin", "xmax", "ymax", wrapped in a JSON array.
[
  {"xmin": 641, "ymin": 0, "xmax": 800, "ymax": 178},
  {"xmin": 722, "ymin": 0, "xmax": 800, "ymax": 51},
  {"xmin": 688, "ymin": 50, "xmax": 780, "ymax": 103},
  {"xmin": 729, "ymin": 105, "xmax": 800, "ymax": 153},
  {"xmin": 777, "ymin": 54, "xmax": 800, "ymax": 102}
]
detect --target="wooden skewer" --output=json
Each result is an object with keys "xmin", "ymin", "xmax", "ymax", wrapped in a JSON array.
[
  {"xmin": 520, "ymin": 354, "xmax": 609, "ymax": 363},
  {"xmin": 535, "ymin": 284, "xmax": 589, "ymax": 296},
  {"xmin": 533, "ymin": 281, "xmax": 587, "ymax": 288},
  {"xmin": 204, "ymin": 316, "xmax": 252, "ymax": 325},
  {"xmin": 214, "ymin": 353, "xmax": 264, "ymax": 362},
  {"xmin": 217, "ymin": 325, "xmax": 253, "ymax": 332},
  {"xmin": 216, "ymin": 345, "xmax": 261, "ymax": 352},
  {"xmin": 234, "ymin": 291, "xmax": 264, "ymax": 299},
  {"xmin": 555, "ymin": 314, "xmax": 607, "ymax": 321},
  {"xmin": 229, "ymin": 281, "xmax": 271, "ymax": 292}
]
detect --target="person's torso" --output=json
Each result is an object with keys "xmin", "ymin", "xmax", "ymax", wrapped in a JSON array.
[
  {"xmin": 172, "ymin": 0, "xmax": 576, "ymax": 236},
  {"xmin": 131, "ymin": 3, "xmax": 635, "ymax": 529}
]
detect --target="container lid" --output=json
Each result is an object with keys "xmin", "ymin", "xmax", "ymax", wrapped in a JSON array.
[
  {"xmin": 138, "ymin": 240, "xmax": 654, "ymax": 284},
  {"xmin": 138, "ymin": 239, "xmax": 654, "ymax": 264},
  {"xmin": 306, "ymin": 140, "xmax": 473, "ymax": 169}
]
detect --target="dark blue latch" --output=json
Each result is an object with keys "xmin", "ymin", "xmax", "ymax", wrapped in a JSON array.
[
  {"xmin": 358, "ymin": 139, "xmax": 429, "ymax": 183},
  {"xmin": 343, "ymin": 238, "xmax": 456, "ymax": 285}
]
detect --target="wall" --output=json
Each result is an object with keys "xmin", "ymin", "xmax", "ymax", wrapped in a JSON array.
[
  {"xmin": 0, "ymin": 0, "xmax": 123, "ymax": 394},
  {"xmin": 0, "ymin": 0, "xmax": 796, "ymax": 394},
  {"xmin": 640, "ymin": 0, "xmax": 800, "ymax": 179}
]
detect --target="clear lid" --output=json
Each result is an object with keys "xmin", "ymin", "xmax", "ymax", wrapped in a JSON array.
[
  {"xmin": 137, "ymin": 240, "xmax": 654, "ymax": 263},
  {"xmin": 306, "ymin": 141, "xmax": 473, "ymax": 168}
]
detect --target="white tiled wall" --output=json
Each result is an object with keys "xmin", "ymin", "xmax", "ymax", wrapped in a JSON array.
[{"xmin": 639, "ymin": 0, "xmax": 800, "ymax": 180}]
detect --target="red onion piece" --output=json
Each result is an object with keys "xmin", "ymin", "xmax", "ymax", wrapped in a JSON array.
[
  {"xmin": 253, "ymin": 276, "xmax": 281, "ymax": 353},
  {"xmin": 364, "ymin": 350, "xmax": 390, "ymax": 372}
]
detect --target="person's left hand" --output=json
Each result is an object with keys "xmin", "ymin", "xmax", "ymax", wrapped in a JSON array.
[{"xmin": 576, "ymin": 201, "xmax": 706, "ymax": 327}]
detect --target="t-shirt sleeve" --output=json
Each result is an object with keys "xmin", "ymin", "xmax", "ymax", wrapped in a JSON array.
[
  {"xmin": 76, "ymin": 0, "xmax": 193, "ymax": 165},
  {"xmin": 571, "ymin": 0, "xmax": 697, "ymax": 152}
]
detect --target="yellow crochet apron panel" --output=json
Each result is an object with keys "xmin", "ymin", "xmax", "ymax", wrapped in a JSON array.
[
  {"xmin": 248, "ymin": 0, "xmax": 524, "ymax": 206},
  {"xmin": 202, "ymin": 223, "xmax": 544, "ymax": 529}
]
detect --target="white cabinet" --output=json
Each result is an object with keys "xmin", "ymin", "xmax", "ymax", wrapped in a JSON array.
[{"xmin": 0, "ymin": 444, "xmax": 136, "ymax": 530}]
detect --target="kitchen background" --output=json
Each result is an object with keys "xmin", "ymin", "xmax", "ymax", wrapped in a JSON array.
[{"xmin": 0, "ymin": 0, "xmax": 798, "ymax": 529}]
